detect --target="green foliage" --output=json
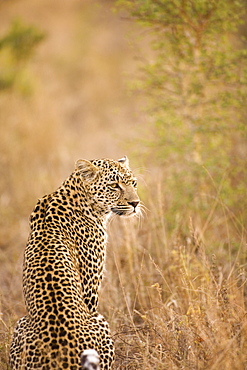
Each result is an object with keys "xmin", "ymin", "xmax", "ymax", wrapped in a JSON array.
[
  {"xmin": 0, "ymin": 19, "xmax": 45, "ymax": 91},
  {"xmin": 116, "ymin": 0, "xmax": 247, "ymax": 241}
]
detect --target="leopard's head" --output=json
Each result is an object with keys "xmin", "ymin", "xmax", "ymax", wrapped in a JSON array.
[{"xmin": 76, "ymin": 156, "xmax": 140, "ymax": 217}]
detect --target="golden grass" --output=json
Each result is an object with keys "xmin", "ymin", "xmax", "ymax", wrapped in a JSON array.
[{"xmin": 100, "ymin": 197, "xmax": 247, "ymax": 369}]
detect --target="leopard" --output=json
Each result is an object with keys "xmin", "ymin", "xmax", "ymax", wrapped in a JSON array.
[{"xmin": 9, "ymin": 156, "xmax": 140, "ymax": 370}]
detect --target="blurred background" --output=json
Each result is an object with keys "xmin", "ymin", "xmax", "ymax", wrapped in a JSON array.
[
  {"xmin": 0, "ymin": 0, "xmax": 144, "ymax": 313},
  {"xmin": 0, "ymin": 0, "xmax": 247, "ymax": 368}
]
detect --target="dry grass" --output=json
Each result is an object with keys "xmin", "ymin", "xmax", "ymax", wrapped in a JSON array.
[
  {"xmin": 98, "ymin": 183, "xmax": 247, "ymax": 369},
  {"xmin": 0, "ymin": 1, "xmax": 246, "ymax": 369}
]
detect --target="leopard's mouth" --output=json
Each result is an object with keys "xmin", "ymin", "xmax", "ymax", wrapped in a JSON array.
[{"xmin": 111, "ymin": 204, "xmax": 139, "ymax": 217}]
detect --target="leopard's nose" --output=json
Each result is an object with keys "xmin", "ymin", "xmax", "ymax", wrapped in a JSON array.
[{"xmin": 128, "ymin": 201, "xmax": 139, "ymax": 209}]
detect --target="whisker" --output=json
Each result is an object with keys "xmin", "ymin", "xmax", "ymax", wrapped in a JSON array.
[
  {"xmin": 136, "ymin": 212, "xmax": 143, "ymax": 229},
  {"xmin": 139, "ymin": 202, "xmax": 149, "ymax": 215},
  {"xmin": 108, "ymin": 213, "xmax": 116, "ymax": 226}
]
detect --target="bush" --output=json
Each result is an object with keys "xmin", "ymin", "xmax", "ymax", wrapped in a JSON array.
[
  {"xmin": 116, "ymin": 0, "xmax": 247, "ymax": 246},
  {"xmin": 0, "ymin": 19, "xmax": 45, "ymax": 91}
]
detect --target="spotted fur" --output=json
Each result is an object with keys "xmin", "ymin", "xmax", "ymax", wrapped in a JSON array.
[{"xmin": 9, "ymin": 157, "xmax": 140, "ymax": 370}]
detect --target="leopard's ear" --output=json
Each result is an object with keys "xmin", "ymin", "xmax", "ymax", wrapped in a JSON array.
[
  {"xmin": 118, "ymin": 155, "xmax": 130, "ymax": 169},
  {"xmin": 76, "ymin": 159, "xmax": 98, "ymax": 181}
]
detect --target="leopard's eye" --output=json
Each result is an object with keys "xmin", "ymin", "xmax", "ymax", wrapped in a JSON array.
[{"xmin": 109, "ymin": 183, "xmax": 120, "ymax": 189}]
